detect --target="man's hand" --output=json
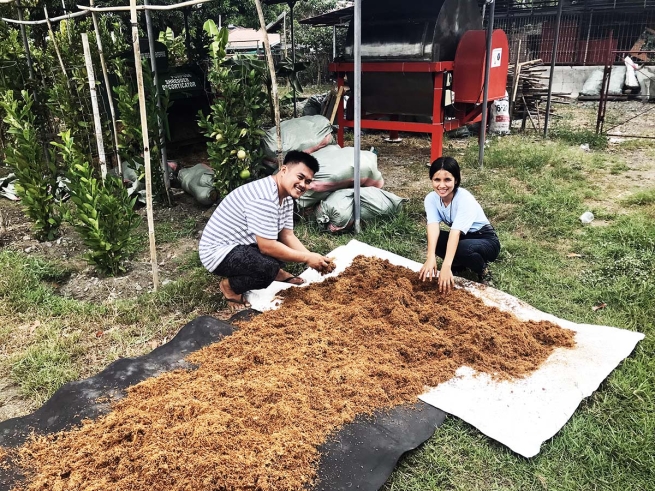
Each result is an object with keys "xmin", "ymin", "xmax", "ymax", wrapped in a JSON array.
[
  {"xmin": 419, "ymin": 257, "xmax": 438, "ymax": 282},
  {"xmin": 305, "ymin": 252, "xmax": 331, "ymax": 272},
  {"xmin": 438, "ymin": 266, "xmax": 455, "ymax": 294}
]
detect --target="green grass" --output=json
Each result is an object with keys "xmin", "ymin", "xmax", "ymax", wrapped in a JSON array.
[
  {"xmin": 621, "ymin": 188, "xmax": 655, "ymax": 206},
  {"xmin": 549, "ymin": 127, "xmax": 608, "ymax": 150},
  {"xmin": 9, "ymin": 323, "xmax": 83, "ymax": 405},
  {"xmin": 381, "ymin": 135, "xmax": 655, "ymax": 491},
  {"xmin": 0, "ymin": 249, "xmax": 216, "ymax": 402},
  {"xmin": 154, "ymin": 217, "xmax": 197, "ymax": 243},
  {"xmin": 1, "ymin": 130, "xmax": 654, "ymax": 490},
  {"xmin": 614, "ymin": 138, "xmax": 655, "ymax": 151}
]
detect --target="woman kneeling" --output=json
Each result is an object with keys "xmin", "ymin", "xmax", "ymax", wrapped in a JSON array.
[{"xmin": 418, "ymin": 156, "xmax": 501, "ymax": 293}]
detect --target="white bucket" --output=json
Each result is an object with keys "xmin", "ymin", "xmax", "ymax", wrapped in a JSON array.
[{"xmin": 490, "ymin": 95, "xmax": 510, "ymax": 135}]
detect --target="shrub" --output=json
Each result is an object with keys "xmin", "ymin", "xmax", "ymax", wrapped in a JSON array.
[
  {"xmin": 55, "ymin": 130, "xmax": 141, "ymax": 275},
  {"xmin": 0, "ymin": 90, "xmax": 61, "ymax": 241},
  {"xmin": 198, "ymin": 21, "xmax": 267, "ymax": 199}
]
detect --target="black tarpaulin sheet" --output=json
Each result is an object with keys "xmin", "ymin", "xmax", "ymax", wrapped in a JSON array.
[{"xmin": 0, "ymin": 313, "xmax": 445, "ymax": 491}]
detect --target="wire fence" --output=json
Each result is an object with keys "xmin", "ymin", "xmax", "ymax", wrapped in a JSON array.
[{"xmin": 489, "ymin": 2, "xmax": 655, "ymax": 66}]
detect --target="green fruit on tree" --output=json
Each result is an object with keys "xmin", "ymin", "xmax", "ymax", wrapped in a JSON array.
[
  {"xmin": 239, "ymin": 169, "xmax": 251, "ymax": 179},
  {"xmin": 237, "ymin": 150, "xmax": 247, "ymax": 160},
  {"xmin": 215, "ymin": 133, "xmax": 223, "ymax": 141}
]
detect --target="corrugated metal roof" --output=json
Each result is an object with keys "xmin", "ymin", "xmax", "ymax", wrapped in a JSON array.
[
  {"xmin": 299, "ymin": 0, "xmax": 654, "ymax": 27},
  {"xmin": 227, "ymin": 27, "xmax": 281, "ymax": 50},
  {"xmin": 299, "ymin": 6, "xmax": 353, "ymax": 26}
]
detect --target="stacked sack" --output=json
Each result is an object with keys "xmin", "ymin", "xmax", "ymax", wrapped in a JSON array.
[
  {"xmin": 297, "ymin": 146, "xmax": 384, "ymax": 209},
  {"xmin": 298, "ymin": 145, "xmax": 406, "ymax": 233},
  {"xmin": 262, "ymin": 115, "xmax": 334, "ymax": 167},
  {"xmin": 263, "ymin": 114, "xmax": 407, "ymax": 232}
]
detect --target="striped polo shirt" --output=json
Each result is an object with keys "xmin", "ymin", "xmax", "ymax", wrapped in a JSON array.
[{"xmin": 199, "ymin": 176, "xmax": 294, "ymax": 272}]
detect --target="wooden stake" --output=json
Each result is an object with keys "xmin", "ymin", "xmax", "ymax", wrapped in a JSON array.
[
  {"xmin": 329, "ymin": 86, "xmax": 344, "ymax": 125},
  {"xmin": 521, "ymin": 96, "xmax": 538, "ymax": 132},
  {"xmin": 254, "ymin": 0, "xmax": 283, "ymax": 167},
  {"xmin": 43, "ymin": 6, "xmax": 69, "ymax": 82},
  {"xmin": 90, "ymin": 0, "xmax": 122, "ymax": 177},
  {"xmin": 81, "ymin": 33, "xmax": 107, "ymax": 180},
  {"xmin": 130, "ymin": 0, "xmax": 159, "ymax": 291},
  {"xmin": 509, "ymin": 39, "xmax": 522, "ymax": 121}
]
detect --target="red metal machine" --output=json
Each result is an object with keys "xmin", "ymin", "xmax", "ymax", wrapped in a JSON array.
[{"xmin": 329, "ymin": 0, "xmax": 509, "ymax": 162}]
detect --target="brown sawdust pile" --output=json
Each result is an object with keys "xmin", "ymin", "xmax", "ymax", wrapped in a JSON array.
[{"xmin": 8, "ymin": 256, "xmax": 575, "ymax": 491}]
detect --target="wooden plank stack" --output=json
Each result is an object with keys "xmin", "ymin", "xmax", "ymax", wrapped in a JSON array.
[{"xmin": 507, "ymin": 59, "xmax": 574, "ymax": 131}]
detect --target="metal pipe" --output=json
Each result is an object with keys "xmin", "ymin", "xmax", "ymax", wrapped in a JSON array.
[
  {"xmin": 543, "ymin": 0, "xmax": 563, "ymax": 137},
  {"xmin": 78, "ymin": 0, "xmax": 211, "ymax": 12},
  {"xmin": 478, "ymin": 0, "xmax": 495, "ymax": 169},
  {"xmin": 144, "ymin": 0, "xmax": 172, "ymax": 205},
  {"xmin": 184, "ymin": 8, "xmax": 192, "ymax": 61},
  {"xmin": 583, "ymin": 10, "xmax": 593, "ymax": 66},
  {"xmin": 353, "ymin": 0, "xmax": 361, "ymax": 233},
  {"xmin": 15, "ymin": 0, "xmax": 34, "ymax": 80},
  {"xmin": 2, "ymin": 9, "xmax": 88, "ymax": 25}
]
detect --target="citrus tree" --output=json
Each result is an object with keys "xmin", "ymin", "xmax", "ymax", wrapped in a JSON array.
[{"xmin": 198, "ymin": 20, "xmax": 268, "ymax": 198}]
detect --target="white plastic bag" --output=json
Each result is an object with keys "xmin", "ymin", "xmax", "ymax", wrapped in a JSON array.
[{"xmin": 624, "ymin": 56, "xmax": 640, "ymax": 89}]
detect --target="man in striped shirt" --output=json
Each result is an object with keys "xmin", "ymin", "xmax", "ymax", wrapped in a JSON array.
[{"xmin": 199, "ymin": 151, "xmax": 331, "ymax": 310}]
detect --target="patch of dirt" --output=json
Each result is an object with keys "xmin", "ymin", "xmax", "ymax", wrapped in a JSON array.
[
  {"xmin": 603, "ymin": 101, "xmax": 655, "ymax": 139},
  {"xmin": 7, "ymin": 257, "xmax": 575, "ymax": 491},
  {"xmin": 0, "ymin": 378, "xmax": 34, "ymax": 423},
  {"xmin": 584, "ymin": 147, "xmax": 655, "ymax": 215},
  {"xmin": 359, "ymin": 134, "xmax": 434, "ymax": 199},
  {"xmin": 0, "ymin": 189, "xmax": 211, "ymax": 304}
]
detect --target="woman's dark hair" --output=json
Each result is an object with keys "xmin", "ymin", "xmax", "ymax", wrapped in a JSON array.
[
  {"xmin": 284, "ymin": 150, "xmax": 320, "ymax": 174},
  {"xmin": 429, "ymin": 156, "xmax": 461, "ymax": 190}
]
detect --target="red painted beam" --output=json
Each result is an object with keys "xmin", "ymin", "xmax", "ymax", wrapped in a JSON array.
[
  {"xmin": 339, "ymin": 119, "xmax": 439, "ymax": 133},
  {"xmin": 329, "ymin": 61, "xmax": 454, "ymax": 73}
]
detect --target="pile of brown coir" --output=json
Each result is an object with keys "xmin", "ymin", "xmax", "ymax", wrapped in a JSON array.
[{"xmin": 6, "ymin": 256, "xmax": 575, "ymax": 491}]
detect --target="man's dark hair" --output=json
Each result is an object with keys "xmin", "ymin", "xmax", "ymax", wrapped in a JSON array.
[{"xmin": 284, "ymin": 150, "xmax": 320, "ymax": 174}]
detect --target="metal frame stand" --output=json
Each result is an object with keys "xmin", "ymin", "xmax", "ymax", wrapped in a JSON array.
[{"xmin": 330, "ymin": 62, "xmax": 484, "ymax": 162}]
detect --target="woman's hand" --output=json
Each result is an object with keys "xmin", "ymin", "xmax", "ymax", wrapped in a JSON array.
[
  {"xmin": 438, "ymin": 266, "xmax": 455, "ymax": 293},
  {"xmin": 419, "ymin": 257, "xmax": 438, "ymax": 281}
]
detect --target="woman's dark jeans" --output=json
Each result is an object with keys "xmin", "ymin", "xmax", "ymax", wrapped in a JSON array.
[{"xmin": 435, "ymin": 225, "xmax": 501, "ymax": 275}]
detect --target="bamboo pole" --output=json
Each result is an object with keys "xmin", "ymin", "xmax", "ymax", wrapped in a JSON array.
[
  {"xmin": 130, "ymin": 0, "xmax": 159, "ymax": 291},
  {"xmin": 15, "ymin": 0, "xmax": 50, "ymax": 163},
  {"xmin": 254, "ymin": 0, "xmax": 283, "ymax": 167},
  {"xmin": 90, "ymin": 0, "xmax": 122, "ymax": 177},
  {"xmin": 43, "ymin": 6, "xmax": 69, "ymax": 82},
  {"xmin": 509, "ymin": 39, "xmax": 522, "ymax": 121},
  {"xmin": 81, "ymin": 33, "xmax": 107, "ymax": 180}
]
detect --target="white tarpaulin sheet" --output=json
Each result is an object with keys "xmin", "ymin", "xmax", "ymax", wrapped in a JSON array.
[{"xmin": 246, "ymin": 239, "xmax": 644, "ymax": 458}]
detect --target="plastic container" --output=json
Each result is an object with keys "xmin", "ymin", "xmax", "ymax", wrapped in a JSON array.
[
  {"xmin": 489, "ymin": 93, "xmax": 510, "ymax": 135},
  {"xmin": 579, "ymin": 211, "xmax": 594, "ymax": 224}
]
